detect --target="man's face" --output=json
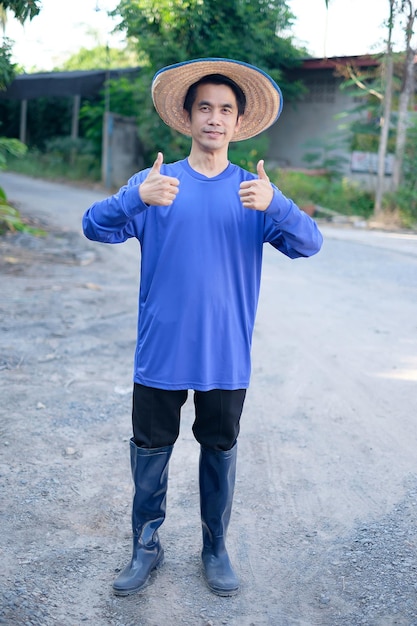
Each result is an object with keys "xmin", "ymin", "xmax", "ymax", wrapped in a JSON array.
[{"xmin": 184, "ymin": 82, "xmax": 242, "ymax": 152}]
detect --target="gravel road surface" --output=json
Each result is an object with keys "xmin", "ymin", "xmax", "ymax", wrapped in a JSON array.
[{"xmin": 1, "ymin": 172, "xmax": 417, "ymax": 626}]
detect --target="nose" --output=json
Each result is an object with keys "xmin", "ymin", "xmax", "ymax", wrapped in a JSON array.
[{"xmin": 207, "ymin": 108, "xmax": 222, "ymax": 125}]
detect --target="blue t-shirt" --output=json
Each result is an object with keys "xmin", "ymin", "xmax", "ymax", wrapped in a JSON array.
[{"xmin": 83, "ymin": 159, "xmax": 322, "ymax": 390}]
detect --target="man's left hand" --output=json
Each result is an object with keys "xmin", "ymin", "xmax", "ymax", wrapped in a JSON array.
[{"xmin": 239, "ymin": 160, "xmax": 274, "ymax": 211}]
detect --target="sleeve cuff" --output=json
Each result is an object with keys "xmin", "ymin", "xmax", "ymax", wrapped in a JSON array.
[{"xmin": 122, "ymin": 184, "xmax": 149, "ymax": 217}]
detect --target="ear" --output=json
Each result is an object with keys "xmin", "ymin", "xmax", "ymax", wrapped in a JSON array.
[
  {"xmin": 233, "ymin": 115, "xmax": 243, "ymax": 137},
  {"xmin": 183, "ymin": 109, "xmax": 191, "ymax": 131}
]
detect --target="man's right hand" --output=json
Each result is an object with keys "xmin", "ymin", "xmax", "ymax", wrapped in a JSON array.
[{"xmin": 139, "ymin": 152, "xmax": 180, "ymax": 206}]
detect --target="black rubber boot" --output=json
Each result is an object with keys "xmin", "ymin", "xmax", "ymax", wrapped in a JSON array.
[
  {"xmin": 199, "ymin": 443, "xmax": 239, "ymax": 596},
  {"xmin": 113, "ymin": 439, "xmax": 173, "ymax": 596}
]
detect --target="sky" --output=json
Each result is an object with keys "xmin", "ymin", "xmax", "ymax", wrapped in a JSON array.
[{"xmin": 3, "ymin": 0, "xmax": 411, "ymax": 73}]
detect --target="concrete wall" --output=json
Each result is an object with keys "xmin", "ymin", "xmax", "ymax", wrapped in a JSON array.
[
  {"xmin": 101, "ymin": 68, "xmax": 393, "ymax": 193},
  {"xmin": 267, "ymin": 69, "xmax": 355, "ymax": 169},
  {"xmin": 266, "ymin": 67, "xmax": 395, "ymax": 192},
  {"xmin": 102, "ymin": 112, "xmax": 144, "ymax": 189}
]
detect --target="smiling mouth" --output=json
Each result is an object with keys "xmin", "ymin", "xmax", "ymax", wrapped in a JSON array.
[{"xmin": 204, "ymin": 130, "xmax": 224, "ymax": 137}]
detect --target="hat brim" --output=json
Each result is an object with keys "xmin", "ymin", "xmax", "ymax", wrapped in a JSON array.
[{"xmin": 151, "ymin": 58, "xmax": 283, "ymax": 142}]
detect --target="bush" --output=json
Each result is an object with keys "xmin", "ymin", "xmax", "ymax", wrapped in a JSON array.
[
  {"xmin": 7, "ymin": 140, "xmax": 101, "ymax": 182},
  {"xmin": 0, "ymin": 137, "xmax": 43, "ymax": 235},
  {"xmin": 271, "ymin": 169, "xmax": 374, "ymax": 218},
  {"xmin": 0, "ymin": 136, "xmax": 27, "ymax": 167},
  {"xmin": 229, "ymin": 135, "xmax": 269, "ymax": 172},
  {"xmin": 384, "ymin": 186, "xmax": 417, "ymax": 229},
  {"xmin": 384, "ymin": 114, "xmax": 417, "ymax": 228}
]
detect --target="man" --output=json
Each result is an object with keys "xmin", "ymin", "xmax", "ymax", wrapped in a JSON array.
[{"xmin": 82, "ymin": 58, "xmax": 323, "ymax": 597}]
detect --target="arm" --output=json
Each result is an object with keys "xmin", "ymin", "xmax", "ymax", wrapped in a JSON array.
[
  {"xmin": 239, "ymin": 160, "xmax": 323, "ymax": 259},
  {"xmin": 264, "ymin": 189, "xmax": 323, "ymax": 259},
  {"xmin": 82, "ymin": 152, "xmax": 179, "ymax": 244},
  {"xmin": 82, "ymin": 182, "xmax": 148, "ymax": 243}
]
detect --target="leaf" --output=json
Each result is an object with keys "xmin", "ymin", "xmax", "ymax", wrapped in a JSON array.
[{"xmin": 0, "ymin": 203, "xmax": 19, "ymax": 217}]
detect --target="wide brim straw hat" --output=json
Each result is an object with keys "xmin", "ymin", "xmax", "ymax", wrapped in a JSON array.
[{"xmin": 151, "ymin": 57, "xmax": 283, "ymax": 142}]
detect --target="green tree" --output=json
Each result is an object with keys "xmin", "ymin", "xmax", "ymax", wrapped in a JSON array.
[
  {"xmin": 0, "ymin": 136, "xmax": 31, "ymax": 234},
  {"xmin": 108, "ymin": 0, "xmax": 305, "ymax": 163},
  {"xmin": 113, "ymin": 0, "xmax": 303, "ymax": 95},
  {"xmin": 386, "ymin": 112, "xmax": 417, "ymax": 225},
  {"xmin": 0, "ymin": 36, "xmax": 14, "ymax": 89},
  {"xmin": 79, "ymin": 75, "xmax": 143, "ymax": 158},
  {"xmin": 392, "ymin": 0, "xmax": 417, "ymax": 190},
  {"xmin": 0, "ymin": 0, "xmax": 42, "ymax": 88},
  {"xmin": 0, "ymin": 0, "xmax": 40, "ymax": 23},
  {"xmin": 0, "ymin": 2, "xmax": 43, "ymax": 232},
  {"xmin": 56, "ymin": 44, "xmax": 141, "ymax": 72},
  {"xmin": 324, "ymin": 0, "xmax": 417, "ymax": 219}
]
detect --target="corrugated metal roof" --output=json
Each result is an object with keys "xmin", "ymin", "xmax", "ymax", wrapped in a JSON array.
[{"xmin": 0, "ymin": 67, "xmax": 141, "ymax": 99}]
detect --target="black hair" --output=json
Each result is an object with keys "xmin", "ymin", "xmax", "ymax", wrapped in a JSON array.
[{"xmin": 183, "ymin": 74, "xmax": 246, "ymax": 119}]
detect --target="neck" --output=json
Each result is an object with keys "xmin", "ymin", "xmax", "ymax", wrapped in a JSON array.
[{"xmin": 187, "ymin": 146, "xmax": 229, "ymax": 177}]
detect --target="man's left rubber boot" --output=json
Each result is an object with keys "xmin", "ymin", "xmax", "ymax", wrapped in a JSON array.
[
  {"xmin": 199, "ymin": 443, "xmax": 239, "ymax": 596},
  {"xmin": 112, "ymin": 440, "xmax": 173, "ymax": 596}
]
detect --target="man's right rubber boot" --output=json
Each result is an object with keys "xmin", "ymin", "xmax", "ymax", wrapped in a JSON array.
[
  {"xmin": 199, "ymin": 443, "xmax": 240, "ymax": 596},
  {"xmin": 112, "ymin": 438, "xmax": 173, "ymax": 596}
]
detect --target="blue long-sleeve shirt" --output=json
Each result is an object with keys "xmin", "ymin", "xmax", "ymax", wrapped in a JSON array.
[{"xmin": 83, "ymin": 158, "xmax": 322, "ymax": 390}]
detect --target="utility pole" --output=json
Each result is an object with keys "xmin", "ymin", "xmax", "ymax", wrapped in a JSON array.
[
  {"xmin": 374, "ymin": 0, "xmax": 395, "ymax": 217},
  {"xmin": 95, "ymin": 1, "xmax": 112, "ymax": 189}
]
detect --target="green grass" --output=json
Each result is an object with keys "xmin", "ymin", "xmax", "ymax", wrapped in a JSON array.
[
  {"xmin": 5, "ymin": 152, "xmax": 378, "ymax": 223},
  {"xmin": 6, "ymin": 149, "xmax": 101, "ymax": 184},
  {"xmin": 270, "ymin": 169, "xmax": 375, "ymax": 219}
]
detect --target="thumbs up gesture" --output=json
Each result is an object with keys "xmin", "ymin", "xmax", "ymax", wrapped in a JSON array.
[
  {"xmin": 238, "ymin": 159, "xmax": 273, "ymax": 211},
  {"xmin": 139, "ymin": 152, "xmax": 180, "ymax": 206}
]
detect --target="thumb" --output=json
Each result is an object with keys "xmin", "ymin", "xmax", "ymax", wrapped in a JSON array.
[
  {"xmin": 257, "ymin": 159, "xmax": 269, "ymax": 181},
  {"xmin": 151, "ymin": 151, "xmax": 163, "ymax": 173}
]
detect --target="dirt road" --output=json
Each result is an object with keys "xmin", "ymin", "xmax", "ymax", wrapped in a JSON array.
[{"xmin": 1, "ymin": 171, "xmax": 417, "ymax": 626}]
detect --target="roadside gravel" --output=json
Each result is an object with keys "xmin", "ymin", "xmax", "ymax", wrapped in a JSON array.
[{"xmin": 1, "ymin": 173, "xmax": 417, "ymax": 625}]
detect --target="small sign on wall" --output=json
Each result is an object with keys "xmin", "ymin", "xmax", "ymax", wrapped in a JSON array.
[{"xmin": 351, "ymin": 151, "xmax": 394, "ymax": 175}]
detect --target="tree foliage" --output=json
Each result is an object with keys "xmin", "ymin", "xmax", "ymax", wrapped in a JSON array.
[
  {"xmin": 336, "ymin": 57, "xmax": 396, "ymax": 154},
  {"xmin": 0, "ymin": 37, "xmax": 15, "ymax": 89},
  {"xmin": 0, "ymin": 0, "xmax": 42, "ymax": 89},
  {"xmin": 112, "ymin": 0, "xmax": 304, "ymax": 95},
  {"xmin": 385, "ymin": 112, "xmax": 417, "ymax": 226},
  {"xmin": 0, "ymin": 1, "xmax": 42, "ymax": 233},
  {"xmin": 56, "ymin": 44, "xmax": 140, "ymax": 72},
  {"xmin": 107, "ymin": 0, "xmax": 305, "ymax": 163},
  {"xmin": 0, "ymin": 0, "xmax": 41, "ymax": 23},
  {"xmin": 392, "ymin": 0, "xmax": 417, "ymax": 189},
  {"xmin": 0, "ymin": 136, "xmax": 30, "ymax": 235}
]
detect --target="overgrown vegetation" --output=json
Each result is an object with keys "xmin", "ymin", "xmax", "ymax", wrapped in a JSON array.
[
  {"xmin": 2, "ymin": 0, "xmax": 417, "ymax": 230},
  {"xmin": 104, "ymin": 0, "xmax": 306, "ymax": 166},
  {"xmin": 272, "ymin": 169, "xmax": 374, "ymax": 219},
  {"xmin": 0, "ymin": 136, "xmax": 46, "ymax": 235},
  {"xmin": 0, "ymin": 0, "xmax": 41, "ymax": 87},
  {"xmin": 7, "ymin": 138, "xmax": 101, "ymax": 182},
  {"xmin": 0, "ymin": 37, "xmax": 16, "ymax": 90},
  {"xmin": 384, "ymin": 113, "xmax": 417, "ymax": 227},
  {"xmin": 1, "ymin": 0, "xmax": 307, "ymax": 174},
  {"xmin": 0, "ymin": 0, "xmax": 47, "ymax": 235},
  {"xmin": 332, "ymin": 52, "xmax": 417, "ymax": 228}
]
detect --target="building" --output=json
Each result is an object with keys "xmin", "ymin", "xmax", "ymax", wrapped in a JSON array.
[
  {"xmin": 268, "ymin": 55, "xmax": 395, "ymax": 192},
  {"xmin": 1, "ymin": 57, "xmax": 410, "ymax": 190}
]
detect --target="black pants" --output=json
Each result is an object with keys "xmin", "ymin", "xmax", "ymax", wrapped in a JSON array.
[{"xmin": 132, "ymin": 383, "xmax": 246, "ymax": 451}]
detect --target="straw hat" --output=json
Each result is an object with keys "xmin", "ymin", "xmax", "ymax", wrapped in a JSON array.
[{"xmin": 151, "ymin": 58, "xmax": 283, "ymax": 142}]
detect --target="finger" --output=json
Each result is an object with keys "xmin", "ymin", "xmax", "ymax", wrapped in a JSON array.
[
  {"xmin": 151, "ymin": 151, "xmax": 163, "ymax": 173},
  {"xmin": 166, "ymin": 176, "xmax": 180, "ymax": 188},
  {"xmin": 238, "ymin": 188, "xmax": 252, "ymax": 199},
  {"xmin": 257, "ymin": 159, "xmax": 269, "ymax": 182}
]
